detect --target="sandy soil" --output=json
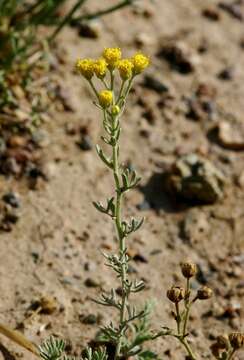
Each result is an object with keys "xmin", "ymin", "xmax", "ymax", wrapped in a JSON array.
[{"xmin": 0, "ymin": 0, "xmax": 243, "ymax": 359}]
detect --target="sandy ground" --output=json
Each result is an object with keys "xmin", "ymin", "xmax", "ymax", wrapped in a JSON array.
[{"xmin": 0, "ymin": 0, "xmax": 244, "ymax": 359}]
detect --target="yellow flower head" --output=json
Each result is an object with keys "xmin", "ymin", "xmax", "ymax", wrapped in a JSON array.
[
  {"xmin": 132, "ymin": 53, "xmax": 150, "ymax": 74},
  {"xmin": 117, "ymin": 59, "xmax": 134, "ymax": 80},
  {"xmin": 76, "ymin": 58, "xmax": 94, "ymax": 80},
  {"xmin": 93, "ymin": 58, "xmax": 107, "ymax": 79},
  {"xmin": 103, "ymin": 47, "xmax": 121, "ymax": 69},
  {"xmin": 99, "ymin": 90, "xmax": 113, "ymax": 108}
]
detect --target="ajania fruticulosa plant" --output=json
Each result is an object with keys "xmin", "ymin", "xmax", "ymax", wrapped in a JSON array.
[{"xmin": 36, "ymin": 48, "xmax": 244, "ymax": 360}]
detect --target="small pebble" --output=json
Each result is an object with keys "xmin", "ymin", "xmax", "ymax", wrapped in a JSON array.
[
  {"xmin": 2, "ymin": 192, "xmax": 21, "ymax": 208},
  {"xmin": 218, "ymin": 67, "xmax": 234, "ymax": 80},
  {"xmin": 84, "ymin": 277, "xmax": 100, "ymax": 287},
  {"xmin": 80, "ymin": 314, "xmax": 98, "ymax": 325},
  {"xmin": 78, "ymin": 22, "xmax": 101, "ymax": 38},
  {"xmin": 143, "ymin": 75, "xmax": 169, "ymax": 93},
  {"xmin": 78, "ymin": 134, "xmax": 93, "ymax": 151}
]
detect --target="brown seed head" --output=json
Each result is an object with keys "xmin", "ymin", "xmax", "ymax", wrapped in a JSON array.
[
  {"xmin": 210, "ymin": 343, "xmax": 221, "ymax": 358},
  {"xmin": 216, "ymin": 335, "xmax": 229, "ymax": 350},
  {"xmin": 167, "ymin": 286, "xmax": 185, "ymax": 303},
  {"xmin": 181, "ymin": 262, "xmax": 197, "ymax": 278},
  {"xmin": 197, "ymin": 286, "xmax": 213, "ymax": 300},
  {"xmin": 229, "ymin": 333, "xmax": 244, "ymax": 350}
]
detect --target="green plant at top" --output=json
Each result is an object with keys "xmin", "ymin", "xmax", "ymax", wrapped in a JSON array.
[{"xmin": 0, "ymin": 0, "xmax": 138, "ymax": 70}]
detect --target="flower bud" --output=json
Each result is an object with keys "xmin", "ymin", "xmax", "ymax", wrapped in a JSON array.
[
  {"xmin": 98, "ymin": 90, "xmax": 113, "ymax": 108},
  {"xmin": 229, "ymin": 333, "xmax": 244, "ymax": 350},
  {"xmin": 167, "ymin": 286, "xmax": 185, "ymax": 303},
  {"xmin": 111, "ymin": 105, "xmax": 120, "ymax": 116},
  {"xmin": 181, "ymin": 262, "xmax": 197, "ymax": 279},
  {"xmin": 197, "ymin": 286, "xmax": 213, "ymax": 300}
]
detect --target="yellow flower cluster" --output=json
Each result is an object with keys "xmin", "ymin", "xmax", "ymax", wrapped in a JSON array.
[
  {"xmin": 98, "ymin": 90, "xmax": 113, "ymax": 108},
  {"xmin": 93, "ymin": 58, "xmax": 107, "ymax": 79},
  {"xmin": 76, "ymin": 48, "xmax": 149, "ymax": 81},
  {"xmin": 132, "ymin": 53, "xmax": 150, "ymax": 74},
  {"xmin": 117, "ymin": 59, "xmax": 134, "ymax": 80},
  {"xmin": 76, "ymin": 58, "xmax": 94, "ymax": 80},
  {"xmin": 103, "ymin": 47, "xmax": 121, "ymax": 69}
]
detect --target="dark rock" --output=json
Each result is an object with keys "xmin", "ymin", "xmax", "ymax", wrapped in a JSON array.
[
  {"xmin": 158, "ymin": 41, "xmax": 200, "ymax": 74},
  {"xmin": 2, "ymin": 192, "xmax": 21, "ymax": 208},
  {"xmin": 143, "ymin": 75, "xmax": 169, "ymax": 93},
  {"xmin": 142, "ymin": 107, "xmax": 156, "ymax": 124},
  {"xmin": 80, "ymin": 314, "xmax": 98, "ymax": 325},
  {"xmin": 84, "ymin": 277, "xmax": 100, "ymax": 287},
  {"xmin": 133, "ymin": 253, "xmax": 148, "ymax": 263},
  {"xmin": 78, "ymin": 22, "xmax": 101, "ymax": 38},
  {"xmin": 218, "ymin": 1, "xmax": 243, "ymax": 21},
  {"xmin": 1, "ymin": 157, "xmax": 21, "ymax": 175},
  {"xmin": 218, "ymin": 67, "xmax": 234, "ymax": 80},
  {"xmin": 78, "ymin": 134, "xmax": 93, "ymax": 151},
  {"xmin": 3, "ymin": 205, "xmax": 20, "ymax": 224},
  {"xmin": 202, "ymin": 7, "xmax": 221, "ymax": 21}
]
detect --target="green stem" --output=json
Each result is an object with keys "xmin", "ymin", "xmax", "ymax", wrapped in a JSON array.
[
  {"xmin": 72, "ymin": 0, "xmax": 135, "ymax": 23},
  {"xmin": 116, "ymin": 80, "xmax": 126, "ymax": 105},
  {"xmin": 111, "ymin": 115, "xmax": 127, "ymax": 360},
  {"xmin": 227, "ymin": 349, "xmax": 236, "ymax": 360},
  {"xmin": 49, "ymin": 0, "xmax": 88, "ymax": 42},
  {"xmin": 183, "ymin": 279, "xmax": 190, "ymax": 336},
  {"xmin": 88, "ymin": 79, "xmax": 99, "ymax": 99},
  {"xmin": 110, "ymin": 70, "xmax": 115, "ymax": 95},
  {"xmin": 175, "ymin": 303, "xmax": 181, "ymax": 335},
  {"xmin": 179, "ymin": 337, "xmax": 197, "ymax": 360}
]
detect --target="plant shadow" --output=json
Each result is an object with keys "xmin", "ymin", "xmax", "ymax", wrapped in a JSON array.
[
  {"xmin": 138, "ymin": 172, "xmax": 189, "ymax": 214},
  {"xmin": 0, "ymin": 343, "xmax": 16, "ymax": 360}
]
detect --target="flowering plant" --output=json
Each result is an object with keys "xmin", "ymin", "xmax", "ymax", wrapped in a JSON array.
[
  {"xmin": 76, "ymin": 48, "xmax": 153, "ymax": 360},
  {"xmin": 2, "ymin": 47, "xmax": 243, "ymax": 360}
]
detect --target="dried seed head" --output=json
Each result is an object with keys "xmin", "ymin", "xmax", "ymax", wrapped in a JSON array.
[
  {"xmin": 229, "ymin": 333, "xmax": 244, "ymax": 350},
  {"xmin": 181, "ymin": 262, "xmax": 197, "ymax": 278},
  {"xmin": 197, "ymin": 286, "xmax": 213, "ymax": 300},
  {"xmin": 210, "ymin": 343, "xmax": 221, "ymax": 358},
  {"xmin": 167, "ymin": 286, "xmax": 185, "ymax": 303},
  {"xmin": 216, "ymin": 335, "xmax": 229, "ymax": 350}
]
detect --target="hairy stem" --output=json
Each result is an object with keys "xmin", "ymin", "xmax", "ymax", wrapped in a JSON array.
[
  {"xmin": 183, "ymin": 278, "xmax": 190, "ymax": 336},
  {"xmin": 111, "ymin": 115, "xmax": 127, "ymax": 360},
  {"xmin": 227, "ymin": 349, "xmax": 236, "ymax": 360},
  {"xmin": 175, "ymin": 303, "xmax": 181, "ymax": 335},
  {"xmin": 179, "ymin": 337, "xmax": 197, "ymax": 360}
]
